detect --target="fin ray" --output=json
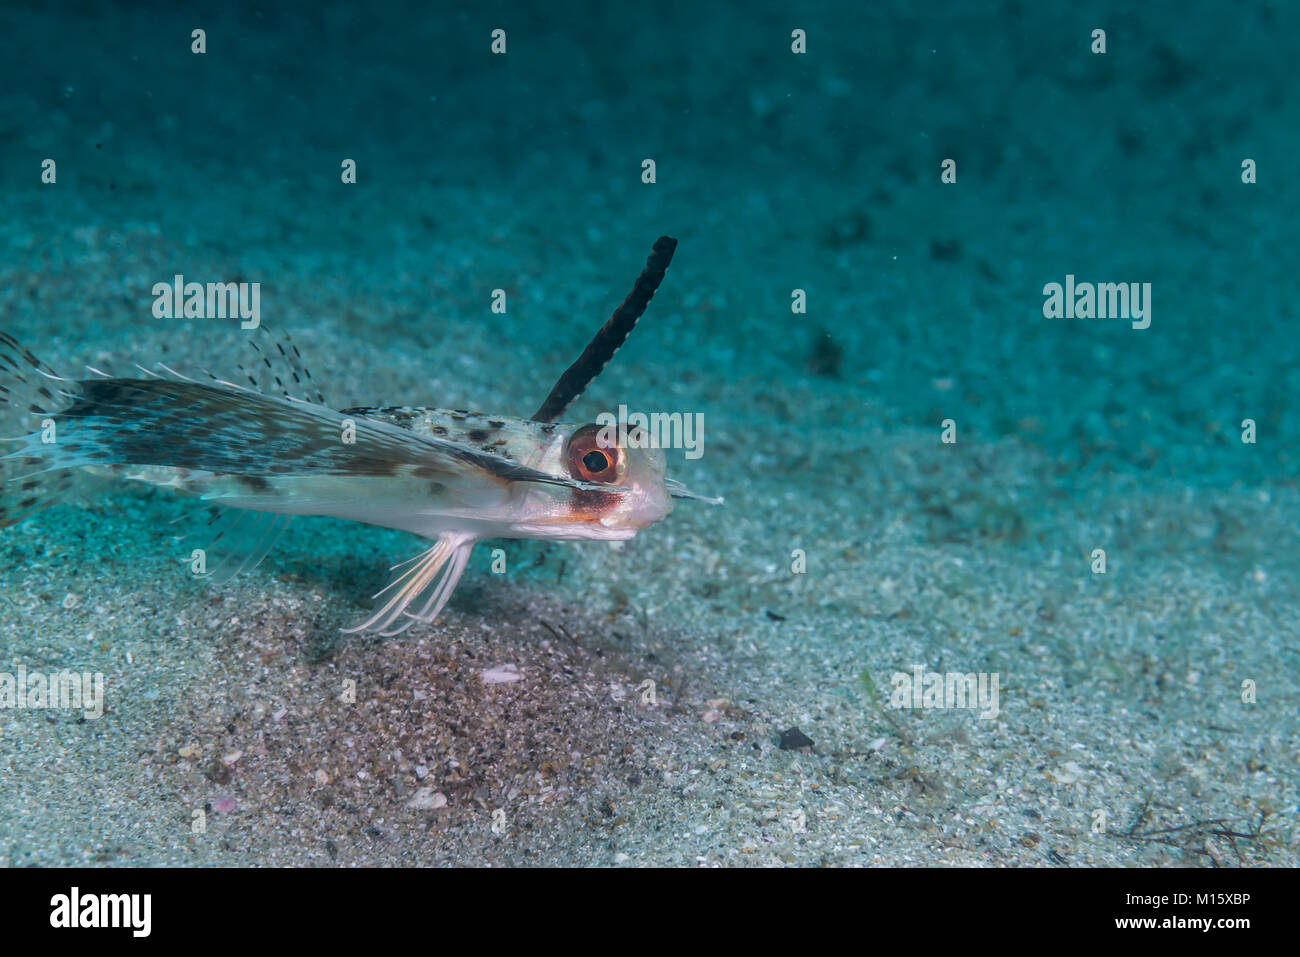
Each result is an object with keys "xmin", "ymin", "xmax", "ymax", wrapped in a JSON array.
[
  {"xmin": 0, "ymin": 333, "xmax": 77, "ymax": 527},
  {"xmin": 532, "ymin": 236, "xmax": 676, "ymax": 422},
  {"xmin": 344, "ymin": 533, "xmax": 476, "ymax": 636},
  {"xmin": 183, "ymin": 506, "xmax": 291, "ymax": 584}
]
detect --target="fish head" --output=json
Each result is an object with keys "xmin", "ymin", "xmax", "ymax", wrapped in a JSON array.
[{"xmin": 514, "ymin": 421, "xmax": 673, "ymax": 541}]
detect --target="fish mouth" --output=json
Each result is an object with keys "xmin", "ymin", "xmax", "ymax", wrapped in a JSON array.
[
  {"xmin": 512, "ymin": 479, "xmax": 673, "ymax": 540},
  {"xmin": 582, "ymin": 479, "xmax": 673, "ymax": 532},
  {"xmin": 598, "ymin": 504, "xmax": 668, "ymax": 532},
  {"xmin": 600, "ymin": 512, "xmax": 659, "ymax": 532}
]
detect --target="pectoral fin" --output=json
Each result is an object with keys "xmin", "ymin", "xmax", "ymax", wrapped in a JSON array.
[{"xmin": 344, "ymin": 532, "xmax": 477, "ymax": 636}]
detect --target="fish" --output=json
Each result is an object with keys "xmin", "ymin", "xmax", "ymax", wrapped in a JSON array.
[{"xmin": 0, "ymin": 236, "xmax": 719, "ymax": 636}]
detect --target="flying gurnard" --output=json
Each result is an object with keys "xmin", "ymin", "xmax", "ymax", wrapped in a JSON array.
[{"xmin": 0, "ymin": 237, "xmax": 716, "ymax": 635}]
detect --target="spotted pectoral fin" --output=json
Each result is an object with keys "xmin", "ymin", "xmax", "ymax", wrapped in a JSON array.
[
  {"xmin": 0, "ymin": 463, "xmax": 77, "ymax": 529},
  {"xmin": 234, "ymin": 328, "xmax": 326, "ymax": 405},
  {"xmin": 80, "ymin": 327, "xmax": 328, "ymax": 407},
  {"xmin": 0, "ymin": 332, "xmax": 78, "ymax": 528},
  {"xmin": 7, "ymin": 369, "xmax": 615, "ymax": 496}
]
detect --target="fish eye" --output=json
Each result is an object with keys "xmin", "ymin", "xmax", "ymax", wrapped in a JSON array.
[{"xmin": 566, "ymin": 424, "xmax": 625, "ymax": 483}]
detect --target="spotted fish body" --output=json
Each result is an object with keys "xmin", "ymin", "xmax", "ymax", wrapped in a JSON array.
[
  {"xmin": 324, "ymin": 406, "xmax": 672, "ymax": 538},
  {"xmin": 168, "ymin": 402, "xmax": 675, "ymax": 545},
  {"xmin": 0, "ymin": 237, "xmax": 711, "ymax": 635}
]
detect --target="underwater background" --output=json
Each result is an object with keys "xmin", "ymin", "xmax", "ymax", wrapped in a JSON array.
[{"xmin": 0, "ymin": 0, "xmax": 1296, "ymax": 865}]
